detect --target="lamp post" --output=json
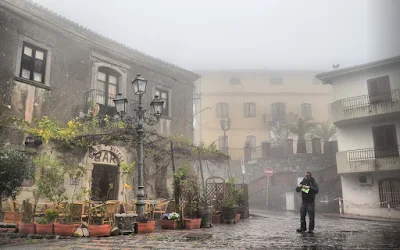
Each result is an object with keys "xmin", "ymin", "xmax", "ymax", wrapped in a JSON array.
[
  {"xmin": 219, "ymin": 117, "xmax": 231, "ymax": 154},
  {"xmin": 113, "ymin": 74, "xmax": 164, "ymax": 216}
]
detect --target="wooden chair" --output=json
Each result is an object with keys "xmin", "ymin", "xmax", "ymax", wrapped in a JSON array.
[
  {"xmin": 70, "ymin": 202, "xmax": 88, "ymax": 223},
  {"xmin": 102, "ymin": 202, "xmax": 117, "ymax": 226},
  {"xmin": 125, "ymin": 199, "xmax": 137, "ymax": 214},
  {"xmin": 152, "ymin": 201, "xmax": 170, "ymax": 220}
]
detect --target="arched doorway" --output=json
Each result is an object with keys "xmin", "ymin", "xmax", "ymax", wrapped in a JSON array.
[
  {"xmin": 90, "ymin": 150, "xmax": 120, "ymax": 201},
  {"xmin": 91, "ymin": 164, "xmax": 119, "ymax": 200}
]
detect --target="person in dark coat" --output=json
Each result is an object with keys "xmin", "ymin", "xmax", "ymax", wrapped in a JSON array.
[{"xmin": 295, "ymin": 172, "xmax": 319, "ymax": 233}]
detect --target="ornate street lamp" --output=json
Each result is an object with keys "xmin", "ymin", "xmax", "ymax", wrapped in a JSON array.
[
  {"xmin": 219, "ymin": 117, "xmax": 231, "ymax": 154},
  {"xmin": 113, "ymin": 73, "xmax": 164, "ymax": 216}
]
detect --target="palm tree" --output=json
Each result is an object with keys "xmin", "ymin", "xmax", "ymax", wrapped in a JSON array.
[
  {"xmin": 285, "ymin": 118, "xmax": 317, "ymax": 153},
  {"xmin": 311, "ymin": 120, "xmax": 336, "ymax": 142}
]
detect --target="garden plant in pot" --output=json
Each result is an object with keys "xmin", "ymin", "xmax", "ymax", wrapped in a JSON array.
[
  {"xmin": 18, "ymin": 199, "xmax": 35, "ymax": 234},
  {"xmin": 160, "ymin": 212, "xmax": 180, "ymax": 230},
  {"xmin": 35, "ymin": 209, "xmax": 57, "ymax": 235},
  {"xmin": 197, "ymin": 188, "xmax": 213, "ymax": 228},
  {"xmin": 135, "ymin": 215, "xmax": 155, "ymax": 234},
  {"xmin": 222, "ymin": 178, "xmax": 240, "ymax": 224},
  {"xmin": 180, "ymin": 169, "xmax": 201, "ymax": 230}
]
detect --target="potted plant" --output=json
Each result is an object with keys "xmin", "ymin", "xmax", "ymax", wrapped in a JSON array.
[
  {"xmin": 54, "ymin": 203, "xmax": 77, "ymax": 236},
  {"xmin": 135, "ymin": 215, "xmax": 155, "ymax": 234},
  {"xmin": 35, "ymin": 209, "xmax": 57, "ymax": 235},
  {"xmin": 221, "ymin": 178, "xmax": 239, "ymax": 224},
  {"xmin": 197, "ymin": 189, "xmax": 213, "ymax": 228},
  {"xmin": 88, "ymin": 203, "xmax": 111, "ymax": 237},
  {"xmin": 160, "ymin": 212, "xmax": 180, "ymax": 230},
  {"xmin": 18, "ymin": 199, "xmax": 35, "ymax": 234},
  {"xmin": 212, "ymin": 210, "xmax": 222, "ymax": 224}
]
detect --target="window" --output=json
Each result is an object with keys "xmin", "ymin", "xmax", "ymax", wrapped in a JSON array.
[
  {"xmin": 216, "ymin": 103, "xmax": 229, "ymax": 117},
  {"xmin": 20, "ymin": 42, "xmax": 47, "ymax": 83},
  {"xmin": 270, "ymin": 77, "xmax": 283, "ymax": 85},
  {"xmin": 218, "ymin": 135, "xmax": 228, "ymax": 149},
  {"xmin": 246, "ymin": 135, "xmax": 256, "ymax": 151},
  {"xmin": 271, "ymin": 102, "xmax": 286, "ymax": 121},
  {"xmin": 155, "ymin": 88, "xmax": 170, "ymax": 116},
  {"xmin": 244, "ymin": 103, "xmax": 256, "ymax": 117},
  {"xmin": 372, "ymin": 124, "xmax": 399, "ymax": 158},
  {"xmin": 96, "ymin": 67, "xmax": 119, "ymax": 106},
  {"xmin": 301, "ymin": 103, "xmax": 312, "ymax": 118},
  {"xmin": 379, "ymin": 179, "xmax": 400, "ymax": 208},
  {"xmin": 229, "ymin": 77, "xmax": 241, "ymax": 85},
  {"xmin": 367, "ymin": 75, "xmax": 392, "ymax": 103}
]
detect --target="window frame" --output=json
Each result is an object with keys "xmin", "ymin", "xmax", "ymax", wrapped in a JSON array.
[
  {"xmin": 216, "ymin": 103, "xmax": 229, "ymax": 118},
  {"xmin": 20, "ymin": 42, "xmax": 47, "ymax": 83},
  {"xmin": 244, "ymin": 103, "xmax": 256, "ymax": 117},
  {"xmin": 155, "ymin": 88, "xmax": 170, "ymax": 117},
  {"xmin": 271, "ymin": 102, "xmax": 286, "ymax": 120},
  {"xmin": 96, "ymin": 67, "xmax": 120, "ymax": 107},
  {"xmin": 367, "ymin": 75, "xmax": 392, "ymax": 103},
  {"xmin": 14, "ymin": 33, "xmax": 53, "ymax": 89},
  {"xmin": 379, "ymin": 178, "xmax": 400, "ymax": 208},
  {"xmin": 372, "ymin": 124, "xmax": 399, "ymax": 158},
  {"xmin": 301, "ymin": 103, "xmax": 312, "ymax": 118}
]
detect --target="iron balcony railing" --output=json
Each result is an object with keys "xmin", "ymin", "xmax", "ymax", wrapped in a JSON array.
[
  {"xmin": 83, "ymin": 89, "xmax": 137, "ymax": 118},
  {"xmin": 347, "ymin": 146, "xmax": 400, "ymax": 162},
  {"xmin": 341, "ymin": 89, "xmax": 399, "ymax": 110}
]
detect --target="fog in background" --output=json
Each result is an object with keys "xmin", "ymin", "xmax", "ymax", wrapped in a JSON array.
[{"xmin": 32, "ymin": 0, "xmax": 400, "ymax": 71}]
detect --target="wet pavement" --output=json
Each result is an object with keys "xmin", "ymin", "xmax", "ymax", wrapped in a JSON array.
[{"xmin": 1, "ymin": 210, "xmax": 400, "ymax": 249}]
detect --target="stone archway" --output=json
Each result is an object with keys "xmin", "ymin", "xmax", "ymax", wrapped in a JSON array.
[{"xmin": 84, "ymin": 145, "xmax": 128, "ymax": 201}]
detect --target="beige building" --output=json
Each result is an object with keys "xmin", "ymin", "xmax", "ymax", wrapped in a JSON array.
[{"xmin": 194, "ymin": 70, "xmax": 333, "ymax": 160}]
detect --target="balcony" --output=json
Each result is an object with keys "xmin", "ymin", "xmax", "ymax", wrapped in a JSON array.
[
  {"xmin": 336, "ymin": 146, "xmax": 400, "ymax": 174},
  {"xmin": 331, "ymin": 89, "xmax": 400, "ymax": 125},
  {"xmin": 83, "ymin": 89, "xmax": 137, "ymax": 118}
]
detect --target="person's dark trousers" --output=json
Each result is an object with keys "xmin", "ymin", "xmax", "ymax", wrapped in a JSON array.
[{"xmin": 300, "ymin": 200, "xmax": 315, "ymax": 230}]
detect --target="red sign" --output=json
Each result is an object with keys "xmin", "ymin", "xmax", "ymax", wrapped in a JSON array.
[{"xmin": 264, "ymin": 167, "xmax": 274, "ymax": 177}]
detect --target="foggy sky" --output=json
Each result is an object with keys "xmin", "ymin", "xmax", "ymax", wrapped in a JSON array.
[{"xmin": 32, "ymin": 0, "xmax": 400, "ymax": 71}]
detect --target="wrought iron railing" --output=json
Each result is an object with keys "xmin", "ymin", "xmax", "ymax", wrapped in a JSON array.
[
  {"xmin": 341, "ymin": 89, "xmax": 399, "ymax": 110},
  {"xmin": 347, "ymin": 146, "xmax": 400, "ymax": 161},
  {"xmin": 83, "ymin": 89, "xmax": 137, "ymax": 117}
]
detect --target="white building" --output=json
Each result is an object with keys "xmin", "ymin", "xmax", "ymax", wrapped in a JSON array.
[{"xmin": 317, "ymin": 56, "xmax": 400, "ymax": 219}]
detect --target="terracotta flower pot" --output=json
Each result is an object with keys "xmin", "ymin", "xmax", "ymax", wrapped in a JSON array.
[
  {"xmin": 35, "ymin": 223, "xmax": 53, "ymax": 235},
  {"xmin": 184, "ymin": 218, "xmax": 201, "ymax": 229},
  {"xmin": 212, "ymin": 214, "xmax": 222, "ymax": 224},
  {"xmin": 3, "ymin": 212, "xmax": 22, "ymax": 223},
  {"xmin": 89, "ymin": 224, "xmax": 111, "ymax": 237},
  {"xmin": 18, "ymin": 223, "xmax": 35, "ymax": 234},
  {"xmin": 235, "ymin": 214, "xmax": 241, "ymax": 223},
  {"xmin": 160, "ymin": 220, "xmax": 178, "ymax": 230},
  {"xmin": 135, "ymin": 221, "xmax": 156, "ymax": 234},
  {"xmin": 54, "ymin": 223, "xmax": 76, "ymax": 236}
]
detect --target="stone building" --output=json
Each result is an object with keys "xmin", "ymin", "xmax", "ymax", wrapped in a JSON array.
[{"xmin": 0, "ymin": 0, "xmax": 199, "ymax": 203}]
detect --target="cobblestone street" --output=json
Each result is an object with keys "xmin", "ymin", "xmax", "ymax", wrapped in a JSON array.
[{"xmin": 2, "ymin": 210, "xmax": 400, "ymax": 250}]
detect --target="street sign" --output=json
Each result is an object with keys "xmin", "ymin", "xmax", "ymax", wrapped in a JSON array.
[
  {"xmin": 264, "ymin": 167, "xmax": 273, "ymax": 177},
  {"xmin": 240, "ymin": 156, "xmax": 245, "ymax": 174}
]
